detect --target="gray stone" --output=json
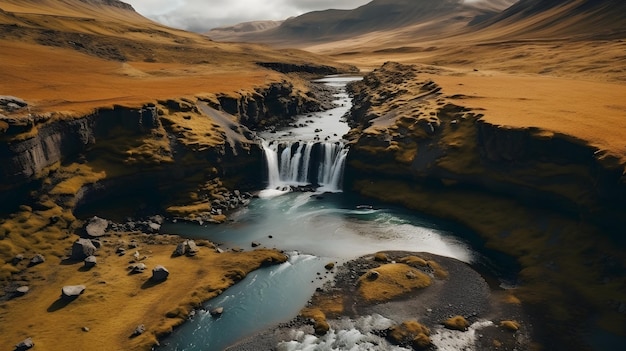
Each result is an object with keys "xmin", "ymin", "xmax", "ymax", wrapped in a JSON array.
[
  {"xmin": 186, "ymin": 240, "xmax": 198, "ymax": 256},
  {"xmin": 14, "ymin": 337, "xmax": 34, "ymax": 351},
  {"xmin": 85, "ymin": 216, "xmax": 108, "ymax": 237},
  {"xmin": 132, "ymin": 324, "xmax": 145, "ymax": 337},
  {"xmin": 16, "ymin": 286, "xmax": 30, "ymax": 295},
  {"xmin": 0, "ymin": 95, "xmax": 27, "ymax": 108},
  {"xmin": 71, "ymin": 238, "xmax": 97, "ymax": 260},
  {"xmin": 84, "ymin": 255, "xmax": 97, "ymax": 268},
  {"xmin": 151, "ymin": 265, "xmax": 169, "ymax": 282},
  {"xmin": 210, "ymin": 307, "xmax": 224, "ymax": 317},
  {"xmin": 173, "ymin": 242, "xmax": 187, "ymax": 257},
  {"xmin": 173, "ymin": 240, "xmax": 199, "ymax": 257},
  {"xmin": 131, "ymin": 263, "xmax": 146, "ymax": 274},
  {"xmin": 11, "ymin": 254, "xmax": 24, "ymax": 265},
  {"xmin": 251, "ymin": 241, "xmax": 261, "ymax": 247},
  {"xmin": 29, "ymin": 254, "xmax": 45, "ymax": 266},
  {"xmin": 62, "ymin": 285, "xmax": 86, "ymax": 299},
  {"xmin": 148, "ymin": 222, "xmax": 160, "ymax": 232}
]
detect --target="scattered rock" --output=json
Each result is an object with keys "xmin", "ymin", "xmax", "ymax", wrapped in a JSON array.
[
  {"xmin": 85, "ymin": 216, "xmax": 109, "ymax": 237},
  {"xmin": 130, "ymin": 263, "xmax": 146, "ymax": 274},
  {"xmin": 61, "ymin": 285, "xmax": 86, "ymax": 299},
  {"xmin": 82, "ymin": 326, "xmax": 90, "ymax": 332},
  {"xmin": 14, "ymin": 337, "xmax": 34, "ymax": 351},
  {"xmin": 151, "ymin": 265, "xmax": 169, "ymax": 281},
  {"xmin": 251, "ymin": 241, "xmax": 261, "ymax": 247},
  {"xmin": 173, "ymin": 240, "xmax": 199, "ymax": 257},
  {"xmin": 210, "ymin": 307, "xmax": 224, "ymax": 317},
  {"xmin": 116, "ymin": 247, "xmax": 126, "ymax": 256},
  {"xmin": 84, "ymin": 255, "xmax": 97, "ymax": 269},
  {"xmin": 11, "ymin": 254, "xmax": 24, "ymax": 265},
  {"xmin": 15, "ymin": 286, "xmax": 29, "ymax": 296},
  {"xmin": 132, "ymin": 324, "xmax": 145, "ymax": 337},
  {"xmin": 71, "ymin": 238, "xmax": 97, "ymax": 260},
  {"xmin": 148, "ymin": 222, "xmax": 161, "ymax": 232},
  {"xmin": 325, "ymin": 262, "xmax": 335, "ymax": 270},
  {"xmin": 173, "ymin": 242, "xmax": 186, "ymax": 257},
  {"xmin": 215, "ymin": 247, "xmax": 224, "ymax": 254},
  {"xmin": 29, "ymin": 254, "xmax": 45, "ymax": 266}
]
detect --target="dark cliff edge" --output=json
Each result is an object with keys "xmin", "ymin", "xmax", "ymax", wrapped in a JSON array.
[
  {"xmin": 0, "ymin": 79, "xmax": 327, "ymax": 220},
  {"xmin": 343, "ymin": 62, "xmax": 626, "ymax": 351}
]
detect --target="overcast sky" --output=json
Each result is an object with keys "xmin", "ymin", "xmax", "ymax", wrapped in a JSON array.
[{"xmin": 124, "ymin": 0, "xmax": 371, "ymax": 32}]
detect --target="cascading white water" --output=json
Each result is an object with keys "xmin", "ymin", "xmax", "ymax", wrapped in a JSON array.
[{"xmin": 262, "ymin": 140, "xmax": 348, "ymax": 192}]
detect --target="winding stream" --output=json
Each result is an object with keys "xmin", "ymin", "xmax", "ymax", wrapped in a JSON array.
[{"xmin": 158, "ymin": 76, "xmax": 494, "ymax": 351}]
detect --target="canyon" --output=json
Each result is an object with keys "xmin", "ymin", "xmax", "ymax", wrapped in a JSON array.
[{"xmin": 1, "ymin": 0, "xmax": 625, "ymax": 350}]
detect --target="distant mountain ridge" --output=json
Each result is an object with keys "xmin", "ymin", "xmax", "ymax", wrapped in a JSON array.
[
  {"xmin": 476, "ymin": 0, "xmax": 626, "ymax": 39},
  {"xmin": 206, "ymin": 0, "xmax": 625, "ymax": 46},
  {"xmin": 206, "ymin": 0, "xmax": 518, "ymax": 44}
]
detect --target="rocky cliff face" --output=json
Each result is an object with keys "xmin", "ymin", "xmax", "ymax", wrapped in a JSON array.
[
  {"xmin": 343, "ymin": 62, "xmax": 626, "ymax": 351},
  {"xmin": 345, "ymin": 62, "xmax": 625, "ymax": 231},
  {"xmin": 0, "ymin": 80, "xmax": 321, "ymax": 217}
]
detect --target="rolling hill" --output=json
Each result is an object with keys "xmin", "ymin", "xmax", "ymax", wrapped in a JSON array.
[
  {"xmin": 207, "ymin": 0, "xmax": 518, "ymax": 45},
  {"xmin": 0, "ymin": 0, "xmax": 353, "ymax": 114}
]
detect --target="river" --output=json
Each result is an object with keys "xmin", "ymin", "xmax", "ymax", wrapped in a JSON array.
[{"xmin": 158, "ymin": 76, "xmax": 504, "ymax": 351}]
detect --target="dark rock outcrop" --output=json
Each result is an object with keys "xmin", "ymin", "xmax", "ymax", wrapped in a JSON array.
[{"xmin": 345, "ymin": 62, "xmax": 626, "ymax": 231}]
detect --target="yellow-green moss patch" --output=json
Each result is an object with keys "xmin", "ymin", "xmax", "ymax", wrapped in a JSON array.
[
  {"xmin": 357, "ymin": 263, "xmax": 431, "ymax": 303},
  {"xmin": 444, "ymin": 315, "xmax": 470, "ymax": 331}
]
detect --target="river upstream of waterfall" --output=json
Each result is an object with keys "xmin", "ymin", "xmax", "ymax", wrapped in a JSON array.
[{"xmin": 158, "ymin": 77, "xmax": 508, "ymax": 351}]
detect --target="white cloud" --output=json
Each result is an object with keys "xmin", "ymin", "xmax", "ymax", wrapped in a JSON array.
[{"xmin": 124, "ymin": 0, "xmax": 370, "ymax": 32}]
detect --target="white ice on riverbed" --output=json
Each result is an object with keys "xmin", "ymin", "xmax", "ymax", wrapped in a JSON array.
[
  {"xmin": 277, "ymin": 315, "xmax": 495, "ymax": 351},
  {"xmin": 276, "ymin": 314, "xmax": 410, "ymax": 351},
  {"xmin": 430, "ymin": 320, "xmax": 494, "ymax": 350}
]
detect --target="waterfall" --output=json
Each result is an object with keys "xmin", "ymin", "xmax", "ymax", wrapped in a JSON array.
[{"xmin": 262, "ymin": 140, "xmax": 348, "ymax": 192}]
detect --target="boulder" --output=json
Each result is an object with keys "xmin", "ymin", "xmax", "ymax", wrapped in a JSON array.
[
  {"xmin": 71, "ymin": 238, "xmax": 97, "ymax": 260},
  {"xmin": 11, "ymin": 254, "xmax": 24, "ymax": 265},
  {"xmin": 15, "ymin": 286, "xmax": 29, "ymax": 296},
  {"xmin": 14, "ymin": 337, "xmax": 34, "ymax": 351},
  {"xmin": 210, "ymin": 307, "xmax": 224, "ymax": 317},
  {"xmin": 85, "ymin": 216, "xmax": 108, "ymax": 237},
  {"xmin": 84, "ymin": 256, "xmax": 97, "ymax": 269},
  {"xmin": 173, "ymin": 242, "xmax": 187, "ymax": 257},
  {"xmin": 173, "ymin": 240, "xmax": 199, "ymax": 257},
  {"xmin": 151, "ymin": 265, "xmax": 169, "ymax": 281},
  {"xmin": 130, "ymin": 263, "xmax": 146, "ymax": 274},
  {"xmin": 29, "ymin": 254, "xmax": 45, "ymax": 266},
  {"xmin": 251, "ymin": 241, "xmax": 261, "ymax": 248},
  {"xmin": 132, "ymin": 324, "xmax": 145, "ymax": 337},
  {"xmin": 0, "ymin": 95, "xmax": 27, "ymax": 107},
  {"xmin": 61, "ymin": 285, "xmax": 86, "ymax": 299},
  {"xmin": 148, "ymin": 222, "xmax": 161, "ymax": 232},
  {"xmin": 186, "ymin": 240, "xmax": 198, "ymax": 256}
]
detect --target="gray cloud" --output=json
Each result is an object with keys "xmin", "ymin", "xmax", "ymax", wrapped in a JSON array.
[{"xmin": 124, "ymin": 0, "xmax": 370, "ymax": 32}]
